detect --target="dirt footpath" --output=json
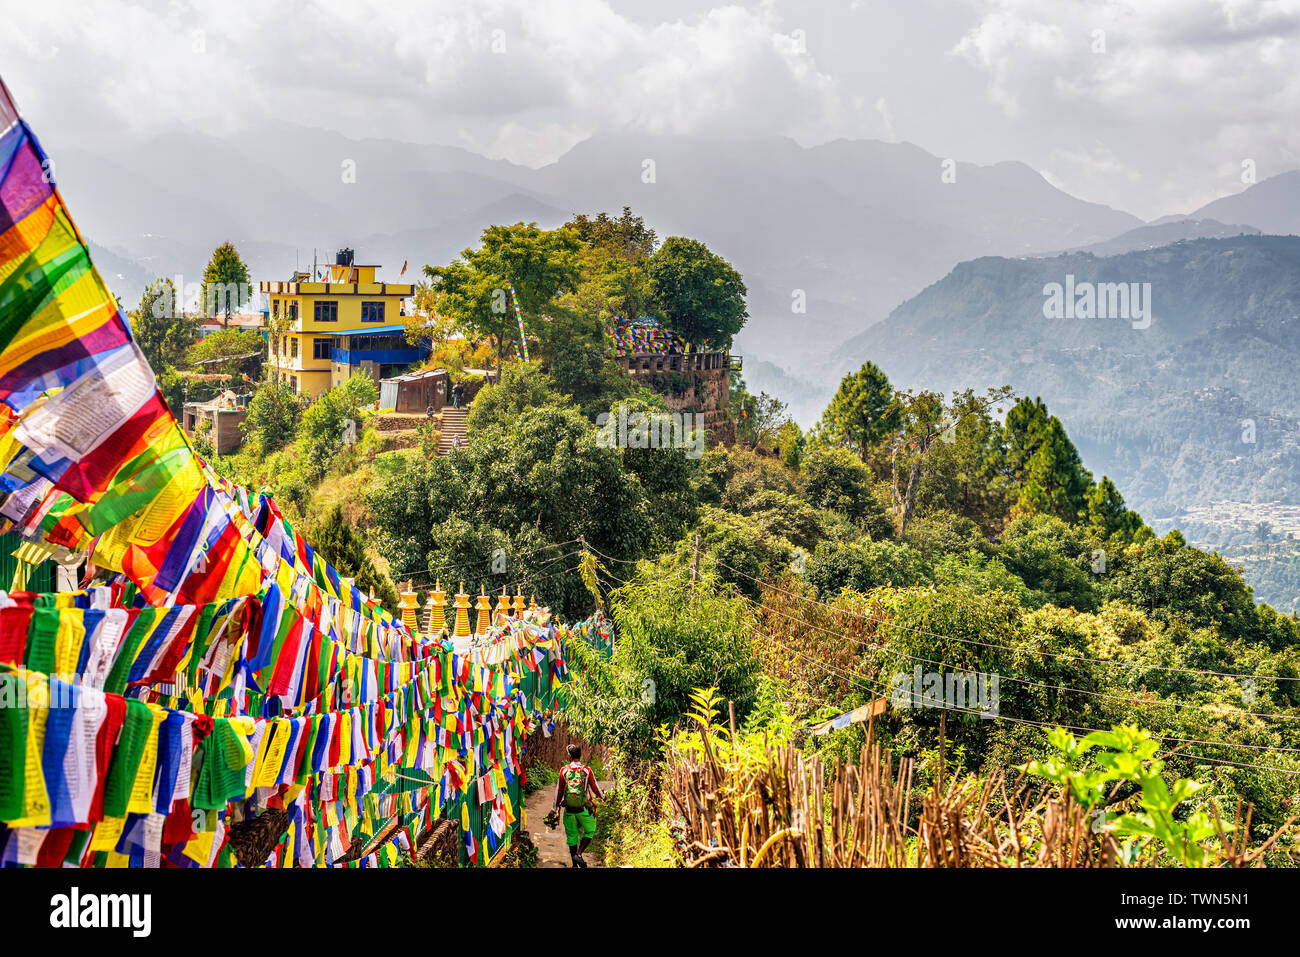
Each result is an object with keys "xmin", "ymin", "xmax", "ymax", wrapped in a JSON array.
[{"xmin": 524, "ymin": 780, "xmax": 613, "ymax": 868}]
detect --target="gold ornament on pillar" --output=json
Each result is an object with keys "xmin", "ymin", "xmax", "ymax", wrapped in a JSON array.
[
  {"xmin": 398, "ymin": 579, "xmax": 419, "ymax": 633},
  {"xmin": 453, "ymin": 582, "xmax": 472, "ymax": 637},
  {"xmin": 494, "ymin": 586, "xmax": 511, "ymax": 626},
  {"xmin": 474, "ymin": 584, "xmax": 492, "ymax": 635},
  {"xmin": 512, "ymin": 588, "xmax": 526, "ymax": 618},
  {"xmin": 428, "ymin": 580, "xmax": 447, "ymax": 635}
]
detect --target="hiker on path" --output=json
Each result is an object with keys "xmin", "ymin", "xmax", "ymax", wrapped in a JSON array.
[
  {"xmin": 451, "ymin": 381, "xmax": 464, "ymax": 408},
  {"xmin": 552, "ymin": 744, "xmax": 603, "ymax": 868}
]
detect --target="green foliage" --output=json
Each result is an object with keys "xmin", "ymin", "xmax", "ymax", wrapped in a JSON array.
[
  {"xmin": 566, "ymin": 560, "xmax": 759, "ymax": 760},
  {"xmin": 806, "ymin": 538, "xmax": 931, "ymax": 596},
  {"xmin": 562, "ymin": 207, "xmax": 657, "ymax": 326},
  {"xmin": 187, "ymin": 327, "xmax": 264, "ymax": 385},
  {"xmin": 310, "ymin": 504, "xmax": 401, "ymax": 614},
  {"xmin": 645, "ymin": 236, "xmax": 748, "ymax": 349},
  {"xmin": 200, "ymin": 241, "xmax": 251, "ymax": 319},
  {"xmin": 424, "ymin": 223, "xmax": 581, "ymax": 371},
  {"xmin": 242, "ymin": 378, "xmax": 301, "ymax": 456},
  {"xmin": 464, "ymin": 363, "xmax": 566, "ymax": 432},
  {"xmin": 1024, "ymin": 725, "xmax": 1224, "ymax": 867},
  {"xmin": 817, "ymin": 360, "xmax": 899, "ymax": 461},
  {"xmin": 1014, "ymin": 416, "xmax": 1094, "ymax": 522},
  {"xmin": 294, "ymin": 372, "xmax": 378, "ymax": 484},
  {"xmin": 131, "ymin": 278, "xmax": 198, "ymax": 374},
  {"xmin": 997, "ymin": 514, "xmax": 1098, "ymax": 611}
]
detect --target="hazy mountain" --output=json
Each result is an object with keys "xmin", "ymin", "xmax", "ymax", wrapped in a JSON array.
[
  {"xmin": 1046, "ymin": 218, "xmax": 1261, "ymax": 258},
  {"xmin": 1187, "ymin": 171, "xmax": 1300, "ymax": 237},
  {"xmin": 52, "ymin": 124, "xmax": 1140, "ymax": 368},
  {"xmin": 838, "ymin": 235, "xmax": 1300, "ymax": 518}
]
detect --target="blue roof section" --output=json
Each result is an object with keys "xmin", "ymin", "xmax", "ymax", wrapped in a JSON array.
[{"xmin": 332, "ymin": 324, "xmax": 408, "ymax": 336}]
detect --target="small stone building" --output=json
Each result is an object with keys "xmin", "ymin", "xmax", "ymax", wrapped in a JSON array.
[{"xmin": 183, "ymin": 390, "xmax": 249, "ymax": 455}]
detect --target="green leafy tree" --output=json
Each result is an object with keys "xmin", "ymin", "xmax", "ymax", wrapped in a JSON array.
[
  {"xmin": 311, "ymin": 504, "xmax": 401, "ymax": 614},
  {"xmin": 187, "ymin": 328, "xmax": 264, "ymax": 385},
  {"xmin": 565, "ymin": 558, "xmax": 759, "ymax": 760},
  {"xmin": 201, "ymin": 241, "xmax": 252, "ymax": 324},
  {"xmin": 645, "ymin": 236, "xmax": 748, "ymax": 349},
  {"xmin": 424, "ymin": 223, "xmax": 582, "ymax": 375},
  {"xmin": 819, "ymin": 361, "xmax": 900, "ymax": 461},
  {"xmin": 242, "ymin": 379, "xmax": 300, "ymax": 456},
  {"xmin": 802, "ymin": 445, "xmax": 878, "ymax": 525},
  {"xmin": 131, "ymin": 278, "xmax": 197, "ymax": 373},
  {"xmin": 563, "ymin": 207, "xmax": 658, "ymax": 325}
]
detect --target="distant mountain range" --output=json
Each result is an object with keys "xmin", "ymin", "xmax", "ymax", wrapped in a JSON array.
[
  {"xmin": 55, "ymin": 124, "xmax": 1142, "ymax": 361},
  {"xmin": 839, "ymin": 235, "xmax": 1300, "ymax": 520},
  {"xmin": 52, "ymin": 122, "xmax": 1300, "ymax": 602}
]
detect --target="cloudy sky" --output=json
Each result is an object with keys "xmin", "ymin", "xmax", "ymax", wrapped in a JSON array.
[{"xmin": 3, "ymin": 0, "xmax": 1298, "ymax": 219}]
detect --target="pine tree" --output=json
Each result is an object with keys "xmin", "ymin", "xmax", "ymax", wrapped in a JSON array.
[
  {"xmin": 1086, "ymin": 476, "xmax": 1144, "ymax": 540},
  {"xmin": 201, "ymin": 241, "xmax": 252, "ymax": 325},
  {"xmin": 819, "ymin": 361, "xmax": 900, "ymax": 461},
  {"xmin": 1003, "ymin": 396, "xmax": 1052, "ymax": 482},
  {"xmin": 312, "ymin": 505, "xmax": 401, "ymax": 614},
  {"xmin": 1013, "ymin": 417, "xmax": 1093, "ymax": 521}
]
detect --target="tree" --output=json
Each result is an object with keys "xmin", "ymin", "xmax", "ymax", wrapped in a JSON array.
[
  {"xmin": 818, "ymin": 361, "xmax": 900, "ymax": 461},
  {"xmin": 565, "ymin": 558, "xmax": 758, "ymax": 760},
  {"xmin": 1013, "ymin": 417, "xmax": 1093, "ymax": 523},
  {"xmin": 802, "ymin": 445, "xmax": 876, "ymax": 524},
  {"xmin": 645, "ymin": 236, "xmax": 748, "ymax": 349},
  {"xmin": 242, "ymin": 379, "xmax": 300, "ymax": 456},
  {"xmin": 187, "ymin": 327, "xmax": 264, "ymax": 385},
  {"xmin": 1086, "ymin": 476, "xmax": 1144, "ymax": 540},
  {"xmin": 131, "ymin": 278, "xmax": 197, "ymax": 374},
  {"xmin": 201, "ymin": 242, "xmax": 252, "ymax": 325},
  {"xmin": 424, "ymin": 223, "xmax": 582, "ymax": 376},
  {"xmin": 311, "ymin": 505, "xmax": 401, "ymax": 614},
  {"xmin": 740, "ymin": 391, "xmax": 790, "ymax": 452},
  {"xmin": 890, "ymin": 387, "xmax": 1010, "ymax": 536},
  {"xmin": 565, "ymin": 207, "xmax": 658, "ymax": 262},
  {"xmin": 563, "ymin": 207, "xmax": 659, "ymax": 326},
  {"xmin": 1003, "ymin": 396, "xmax": 1050, "ymax": 483}
]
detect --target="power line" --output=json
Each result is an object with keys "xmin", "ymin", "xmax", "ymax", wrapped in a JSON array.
[
  {"xmin": 590, "ymin": 561, "xmax": 1300, "ymax": 762},
  {"xmin": 387, "ymin": 538, "xmax": 583, "ymax": 582},
  {"xmin": 751, "ymin": 621, "xmax": 1300, "ymax": 777},
  {"xmin": 583, "ymin": 543, "xmax": 1300, "ymax": 721},
  {"xmin": 694, "ymin": 547, "xmax": 1300, "ymax": 685}
]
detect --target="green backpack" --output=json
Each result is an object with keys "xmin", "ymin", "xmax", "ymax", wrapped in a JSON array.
[{"xmin": 562, "ymin": 765, "xmax": 589, "ymax": 810}]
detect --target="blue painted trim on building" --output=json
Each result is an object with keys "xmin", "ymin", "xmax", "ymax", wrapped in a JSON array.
[{"xmin": 332, "ymin": 347, "xmax": 425, "ymax": 364}]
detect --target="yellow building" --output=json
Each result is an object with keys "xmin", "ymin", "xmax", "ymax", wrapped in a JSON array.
[{"xmin": 260, "ymin": 249, "xmax": 419, "ymax": 397}]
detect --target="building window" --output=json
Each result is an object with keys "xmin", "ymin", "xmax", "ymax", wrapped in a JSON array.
[
  {"xmin": 288, "ymin": 301, "xmax": 298, "ymax": 322},
  {"xmin": 361, "ymin": 301, "xmax": 385, "ymax": 323},
  {"xmin": 291, "ymin": 338, "xmax": 299, "ymax": 359},
  {"xmin": 314, "ymin": 301, "xmax": 338, "ymax": 323},
  {"xmin": 271, "ymin": 298, "xmax": 279, "ymax": 319},
  {"xmin": 313, "ymin": 337, "xmax": 331, "ymax": 360}
]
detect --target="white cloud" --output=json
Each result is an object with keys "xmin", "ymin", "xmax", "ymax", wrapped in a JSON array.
[
  {"xmin": 952, "ymin": 0, "xmax": 1300, "ymax": 216},
  {"xmin": 0, "ymin": 0, "xmax": 854, "ymax": 165}
]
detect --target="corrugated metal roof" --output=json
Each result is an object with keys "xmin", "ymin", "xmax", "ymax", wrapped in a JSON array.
[{"xmin": 383, "ymin": 367, "xmax": 447, "ymax": 383}]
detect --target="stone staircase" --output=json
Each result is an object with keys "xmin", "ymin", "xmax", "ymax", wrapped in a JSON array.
[{"xmin": 437, "ymin": 407, "xmax": 469, "ymax": 454}]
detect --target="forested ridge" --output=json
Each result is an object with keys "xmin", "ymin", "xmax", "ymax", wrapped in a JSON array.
[{"xmin": 209, "ymin": 213, "xmax": 1300, "ymax": 867}]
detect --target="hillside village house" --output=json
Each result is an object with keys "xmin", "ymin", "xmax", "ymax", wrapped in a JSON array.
[{"xmin": 260, "ymin": 249, "xmax": 426, "ymax": 397}]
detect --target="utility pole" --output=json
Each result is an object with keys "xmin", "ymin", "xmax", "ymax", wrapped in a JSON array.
[{"xmin": 691, "ymin": 533, "xmax": 700, "ymax": 583}]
